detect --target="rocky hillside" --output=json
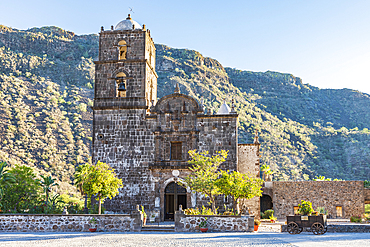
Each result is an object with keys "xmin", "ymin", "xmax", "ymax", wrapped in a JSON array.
[{"xmin": 0, "ymin": 25, "xmax": 369, "ymax": 186}]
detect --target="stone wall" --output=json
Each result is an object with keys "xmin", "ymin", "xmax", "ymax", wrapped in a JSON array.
[
  {"xmin": 282, "ymin": 224, "xmax": 370, "ymax": 233},
  {"xmin": 237, "ymin": 144, "xmax": 260, "ymax": 218},
  {"xmin": 174, "ymin": 211, "xmax": 254, "ymax": 232},
  {"xmin": 272, "ymin": 181, "xmax": 364, "ymax": 219},
  {"xmin": 94, "ymin": 108, "xmax": 155, "ymax": 213},
  {"xmin": 94, "ymin": 62, "xmax": 148, "ymax": 99},
  {"xmin": 197, "ymin": 114, "xmax": 238, "ymax": 171},
  {"xmin": 0, "ymin": 214, "xmax": 142, "ymax": 232},
  {"xmin": 237, "ymin": 144, "xmax": 260, "ymax": 175}
]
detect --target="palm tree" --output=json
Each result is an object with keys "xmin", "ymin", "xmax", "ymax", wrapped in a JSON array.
[
  {"xmin": 74, "ymin": 164, "xmax": 89, "ymax": 213},
  {"xmin": 74, "ymin": 164, "xmax": 89, "ymax": 195},
  {"xmin": 261, "ymin": 164, "xmax": 273, "ymax": 181},
  {"xmin": 39, "ymin": 175, "xmax": 58, "ymax": 204},
  {"xmin": 0, "ymin": 161, "xmax": 15, "ymax": 201}
]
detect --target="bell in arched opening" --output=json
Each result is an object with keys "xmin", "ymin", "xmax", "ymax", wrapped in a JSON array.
[
  {"xmin": 116, "ymin": 72, "xmax": 127, "ymax": 98},
  {"xmin": 117, "ymin": 80, "xmax": 126, "ymax": 97}
]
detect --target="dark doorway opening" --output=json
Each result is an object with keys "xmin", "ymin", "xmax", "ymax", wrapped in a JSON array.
[
  {"xmin": 260, "ymin": 194, "xmax": 273, "ymax": 213},
  {"xmin": 164, "ymin": 182, "xmax": 187, "ymax": 220}
]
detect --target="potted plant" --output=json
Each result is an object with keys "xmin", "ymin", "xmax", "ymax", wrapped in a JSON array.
[
  {"xmin": 316, "ymin": 207, "xmax": 327, "ymax": 216},
  {"xmin": 199, "ymin": 217, "xmax": 208, "ymax": 232},
  {"xmin": 140, "ymin": 205, "xmax": 147, "ymax": 225},
  {"xmin": 149, "ymin": 213, "xmax": 156, "ymax": 223},
  {"xmin": 262, "ymin": 209, "xmax": 274, "ymax": 220},
  {"xmin": 254, "ymin": 219, "xmax": 261, "ymax": 231},
  {"xmin": 89, "ymin": 217, "xmax": 98, "ymax": 232},
  {"xmin": 269, "ymin": 215, "xmax": 277, "ymax": 223},
  {"xmin": 297, "ymin": 200, "xmax": 314, "ymax": 216}
]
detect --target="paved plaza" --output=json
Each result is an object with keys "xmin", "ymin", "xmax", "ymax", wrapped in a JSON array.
[{"xmin": 0, "ymin": 232, "xmax": 369, "ymax": 247}]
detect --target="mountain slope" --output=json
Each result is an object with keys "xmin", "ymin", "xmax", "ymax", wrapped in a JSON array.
[{"xmin": 0, "ymin": 25, "xmax": 369, "ymax": 184}]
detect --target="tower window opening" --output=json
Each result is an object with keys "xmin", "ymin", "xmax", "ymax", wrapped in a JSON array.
[
  {"xmin": 150, "ymin": 81, "xmax": 154, "ymax": 106},
  {"xmin": 336, "ymin": 206, "xmax": 343, "ymax": 218},
  {"xmin": 171, "ymin": 142, "xmax": 182, "ymax": 160},
  {"xmin": 118, "ymin": 40, "xmax": 127, "ymax": 60}
]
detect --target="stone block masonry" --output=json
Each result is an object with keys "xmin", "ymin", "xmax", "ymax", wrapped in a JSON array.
[
  {"xmin": 272, "ymin": 181, "xmax": 365, "ymax": 219},
  {"xmin": 238, "ymin": 144, "xmax": 260, "ymax": 218},
  {"xmin": 93, "ymin": 108, "xmax": 155, "ymax": 213},
  {"xmin": 175, "ymin": 211, "xmax": 254, "ymax": 232},
  {"xmin": 0, "ymin": 214, "xmax": 141, "ymax": 232}
]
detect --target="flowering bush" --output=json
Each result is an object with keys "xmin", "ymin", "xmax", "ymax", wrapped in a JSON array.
[
  {"xmin": 364, "ymin": 214, "xmax": 370, "ymax": 223},
  {"xmin": 184, "ymin": 206, "xmax": 216, "ymax": 215},
  {"xmin": 350, "ymin": 215, "xmax": 362, "ymax": 223},
  {"xmin": 184, "ymin": 208, "xmax": 200, "ymax": 215},
  {"xmin": 297, "ymin": 200, "xmax": 314, "ymax": 215}
]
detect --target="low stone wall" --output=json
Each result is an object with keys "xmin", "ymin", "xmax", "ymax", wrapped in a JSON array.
[
  {"xmin": 282, "ymin": 224, "xmax": 370, "ymax": 233},
  {"xmin": 0, "ymin": 213, "xmax": 142, "ymax": 232},
  {"xmin": 328, "ymin": 224, "xmax": 370, "ymax": 233},
  {"xmin": 272, "ymin": 181, "xmax": 364, "ymax": 219},
  {"xmin": 175, "ymin": 211, "xmax": 254, "ymax": 232}
]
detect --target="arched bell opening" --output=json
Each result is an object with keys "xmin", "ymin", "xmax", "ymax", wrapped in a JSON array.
[
  {"xmin": 118, "ymin": 40, "xmax": 127, "ymax": 60},
  {"xmin": 115, "ymin": 72, "xmax": 127, "ymax": 97}
]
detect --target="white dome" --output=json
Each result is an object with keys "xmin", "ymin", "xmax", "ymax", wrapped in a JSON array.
[
  {"xmin": 115, "ymin": 14, "xmax": 142, "ymax": 31},
  {"xmin": 217, "ymin": 100, "xmax": 231, "ymax": 114}
]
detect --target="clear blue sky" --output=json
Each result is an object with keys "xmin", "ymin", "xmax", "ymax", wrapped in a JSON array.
[{"xmin": 2, "ymin": 0, "xmax": 370, "ymax": 94}]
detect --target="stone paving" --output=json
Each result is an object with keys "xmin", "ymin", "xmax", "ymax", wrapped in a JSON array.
[{"xmin": 0, "ymin": 231, "xmax": 370, "ymax": 247}]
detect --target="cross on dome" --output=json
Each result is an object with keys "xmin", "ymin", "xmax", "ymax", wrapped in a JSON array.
[{"xmin": 115, "ymin": 14, "xmax": 142, "ymax": 30}]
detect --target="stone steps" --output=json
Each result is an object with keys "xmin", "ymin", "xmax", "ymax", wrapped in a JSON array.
[{"xmin": 141, "ymin": 225, "xmax": 175, "ymax": 232}]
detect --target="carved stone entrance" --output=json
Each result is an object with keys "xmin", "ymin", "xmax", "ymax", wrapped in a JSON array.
[{"xmin": 164, "ymin": 182, "xmax": 187, "ymax": 220}]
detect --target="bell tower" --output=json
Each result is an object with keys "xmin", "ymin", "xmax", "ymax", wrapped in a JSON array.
[
  {"xmin": 94, "ymin": 14, "xmax": 157, "ymax": 108},
  {"xmin": 92, "ymin": 15, "xmax": 157, "ymax": 213}
]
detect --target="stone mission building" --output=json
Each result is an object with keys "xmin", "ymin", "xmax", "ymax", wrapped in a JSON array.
[{"xmin": 92, "ymin": 15, "xmax": 260, "ymax": 221}]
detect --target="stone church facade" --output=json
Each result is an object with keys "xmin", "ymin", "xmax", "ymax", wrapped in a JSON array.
[{"xmin": 92, "ymin": 15, "xmax": 260, "ymax": 220}]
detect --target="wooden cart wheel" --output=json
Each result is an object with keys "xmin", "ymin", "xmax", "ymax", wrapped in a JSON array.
[
  {"xmin": 287, "ymin": 222, "xmax": 300, "ymax": 234},
  {"xmin": 311, "ymin": 222, "xmax": 325, "ymax": 235},
  {"xmin": 298, "ymin": 227, "xmax": 303, "ymax": 234},
  {"xmin": 323, "ymin": 226, "xmax": 327, "ymax": 234}
]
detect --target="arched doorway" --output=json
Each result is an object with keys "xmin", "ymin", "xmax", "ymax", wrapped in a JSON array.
[
  {"xmin": 260, "ymin": 194, "xmax": 273, "ymax": 213},
  {"xmin": 164, "ymin": 182, "xmax": 187, "ymax": 220}
]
